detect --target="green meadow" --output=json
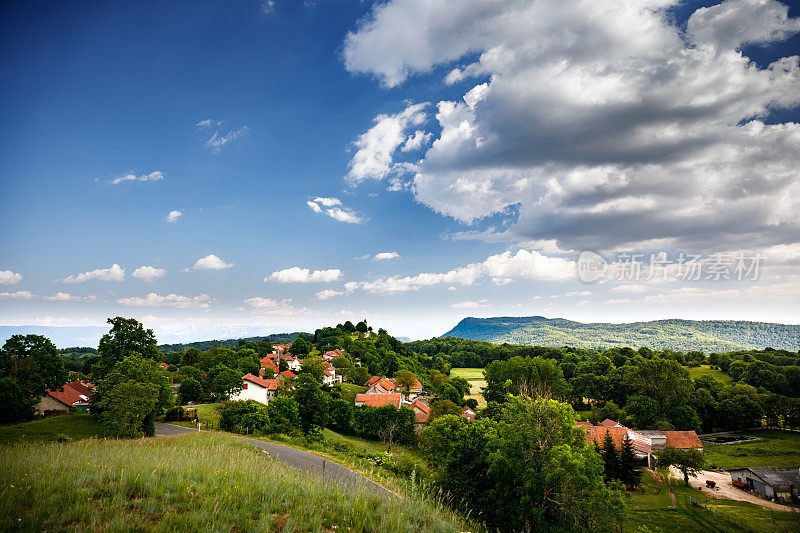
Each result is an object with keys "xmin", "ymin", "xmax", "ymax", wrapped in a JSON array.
[{"xmin": 0, "ymin": 432, "xmax": 475, "ymax": 532}]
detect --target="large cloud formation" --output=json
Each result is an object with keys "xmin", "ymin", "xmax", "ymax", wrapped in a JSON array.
[{"xmin": 343, "ymin": 0, "xmax": 800, "ymax": 253}]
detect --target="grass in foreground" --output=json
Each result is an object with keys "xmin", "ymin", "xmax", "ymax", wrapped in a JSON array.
[
  {"xmin": 0, "ymin": 432, "xmax": 475, "ymax": 532},
  {"xmin": 703, "ymin": 430, "xmax": 800, "ymax": 470},
  {"xmin": 0, "ymin": 413, "xmax": 102, "ymax": 444},
  {"xmin": 624, "ymin": 471, "xmax": 798, "ymax": 532}
]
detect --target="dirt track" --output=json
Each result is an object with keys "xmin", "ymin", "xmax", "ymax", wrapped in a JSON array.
[{"xmin": 669, "ymin": 467, "xmax": 794, "ymax": 512}]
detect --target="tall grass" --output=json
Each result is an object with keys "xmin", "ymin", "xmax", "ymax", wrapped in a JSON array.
[{"xmin": 0, "ymin": 433, "xmax": 476, "ymax": 532}]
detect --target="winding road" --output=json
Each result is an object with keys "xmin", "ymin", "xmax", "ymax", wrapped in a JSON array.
[{"xmin": 154, "ymin": 423, "xmax": 396, "ymax": 498}]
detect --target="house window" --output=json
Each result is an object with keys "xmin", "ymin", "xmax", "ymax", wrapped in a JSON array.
[{"xmin": 243, "ymin": 383, "xmax": 248, "ymax": 389}]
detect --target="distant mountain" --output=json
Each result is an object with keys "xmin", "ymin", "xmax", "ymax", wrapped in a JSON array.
[{"xmin": 442, "ymin": 316, "xmax": 800, "ymax": 352}]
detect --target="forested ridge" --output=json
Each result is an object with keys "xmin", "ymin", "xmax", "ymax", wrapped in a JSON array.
[{"xmin": 443, "ymin": 316, "xmax": 800, "ymax": 352}]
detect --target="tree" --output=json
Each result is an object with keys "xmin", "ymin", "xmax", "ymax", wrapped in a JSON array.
[
  {"xmin": 278, "ymin": 358, "xmax": 289, "ymax": 372},
  {"xmin": 378, "ymin": 419, "xmax": 401, "ymax": 451},
  {"xmin": 207, "ymin": 365, "xmax": 242, "ymax": 400},
  {"xmin": 600, "ymin": 430, "xmax": 618, "ymax": 481},
  {"xmin": 394, "ymin": 369, "xmax": 418, "ymax": 392},
  {"xmin": 624, "ymin": 394, "xmax": 662, "ymax": 429},
  {"xmin": 717, "ymin": 395, "xmax": 763, "ymax": 430},
  {"xmin": 93, "ymin": 355, "xmax": 172, "ymax": 438},
  {"xmin": 328, "ymin": 398, "xmax": 353, "ymax": 433},
  {"xmin": 299, "ymin": 356, "xmax": 325, "ymax": 382},
  {"xmin": 262, "ymin": 367, "xmax": 276, "ymax": 379},
  {"xmin": 355, "ymin": 320, "xmax": 368, "ymax": 333},
  {"xmin": 346, "ymin": 366, "xmax": 370, "ymax": 386},
  {"xmin": 489, "ymin": 396, "xmax": 624, "ymax": 532},
  {"xmin": 95, "ymin": 317, "xmax": 160, "ymax": 377},
  {"xmin": 266, "ymin": 396, "xmax": 301, "ymax": 434},
  {"xmin": 618, "ymin": 434, "xmax": 642, "ymax": 489},
  {"xmin": 627, "ymin": 358, "xmax": 693, "ymax": 413},
  {"xmin": 430, "ymin": 399, "xmax": 463, "ymax": 420},
  {"xmin": 0, "ymin": 334, "xmax": 67, "ymax": 421},
  {"xmin": 289, "ymin": 336, "xmax": 310, "ymax": 356},
  {"xmin": 293, "ymin": 373, "xmax": 329, "ymax": 433},
  {"xmin": 178, "ymin": 377, "xmax": 203, "ymax": 404},
  {"xmin": 657, "ymin": 446, "xmax": 705, "ymax": 486}
]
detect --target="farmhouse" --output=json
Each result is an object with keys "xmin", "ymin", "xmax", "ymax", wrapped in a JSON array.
[
  {"xmin": 229, "ymin": 374, "xmax": 280, "ymax": 405},
  {"xmin": 729, "ymin": 467, "xmax": 800, "ymax": 502},
  {"xmin": 354, "ymin": 393, "xmax": 404, "ymax": 408},
  {"xmin": 36, "ymin": 381, "xmax": 94, "ymax": 415},
  {"xmin": 579, "ymin": 420, "xmax": 703, "ymax": 469}
]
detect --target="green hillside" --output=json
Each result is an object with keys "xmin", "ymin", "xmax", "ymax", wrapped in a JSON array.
[{"xmin": 443, "ymin": 316, "xmax": 800, "ymax": 352}]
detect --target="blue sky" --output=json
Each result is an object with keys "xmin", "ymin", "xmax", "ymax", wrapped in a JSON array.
[{"xmin": 1, "ymin": 0, "xmax": 799, "ymax": 346}]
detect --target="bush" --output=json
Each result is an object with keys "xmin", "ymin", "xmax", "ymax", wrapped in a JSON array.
[
  {"xmin": 265, "ymin": 396, "xmax": 302, "ymax": 434},
  {"xmin": 219, "ymin": 400, "xmax": 270, "ymax": 434}
]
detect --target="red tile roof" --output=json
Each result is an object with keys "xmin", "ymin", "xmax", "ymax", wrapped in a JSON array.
[
  {"xmin": 462, "ymin": 406, "xmax": 476, "ymax": 421},
  {"xmin": 242, "ymin": 374, "xmax": 280, "ymax": 390},
  {"xmin": 354, "ymin": 393, "xmax": 403, "ymax": 408},
  {"xmin": 66, "ymin": 381, "xmax": 94, "ymax": 397},
  {"xmin": 601, "ymin": 419, "xmax": 621, "ymax": 427},
  {"xmin": 664, "ymin": 431, "xmax": 703, "ymax": 449},
  {"xmin": 581, "ymin": 426, "xmax": 632, "ymax": 450},
  {"xmin": 46, "ymin": 384, "xmax": 90, "ymax": 407},
  {"xmin": 364, "ymin": 376, "xmax": 382, "ymax": 388},
  {"xmin": 279, "ymin": 370, "xmax": 296, "ymax": 380},
  {"xmin": 411, "ymin": 400, "xmax": 430, "ymax": 423}
]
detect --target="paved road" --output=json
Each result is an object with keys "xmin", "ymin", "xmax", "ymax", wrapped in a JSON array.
[{"xmin": 154, "ymin": 423, "xmax": 396, "ymax": 498}]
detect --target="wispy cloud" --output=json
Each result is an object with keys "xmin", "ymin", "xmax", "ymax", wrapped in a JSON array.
[
  {"xmin": 306, "ymin": 197, "xmax": 363, "ymax": 224},
  {"xmin": 44, "ymin": 292, "xmax": 98, "ymax": 302},
  {"xmin": 205, "ymin": 126, "xmax": 249, "ymax": 152},
  {"xmin": 267, "ymin": 267, "xmax": 342, "ymax": 283},
  {"xmin": 109, "ymin": 171, "xmax": 164, "ymax": 185},
  {"xmin": 166, "ymin": 210, "xmax": 183, "ymax": 223},
  {"xmin": 195, "ymin": 118, "xmax": 223, "ymax": 128},
  {"xmin": 260, "ymin": 0, "xmax": 275, "ymax": 14},
  {"xmin": 61, "ymin": 264, "xmax": 125, "ymax": 283},
  {"xmin": 117, "ymin": 292, "xmax": 211, "ymax": 309},
  {"xmin": 451, "ymin": 299, "xmax": 488, "ymax": 309},
  {"xmin": 0, "ymin": 269, "xmax": 22, "ymax": 285},
  {"xmin": 132, "ymin": 266, "xmax": 167, "ymax": 282},
  {"xmin": 193, "ymin": 254, "xmax": 234, "ymax": 270}
]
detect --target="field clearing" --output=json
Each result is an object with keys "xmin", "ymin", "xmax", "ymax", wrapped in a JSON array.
[
  {"xmin": 624, "ymin": 470, "xmax": 797, "ymax": 532},
  {"xmin": 688, "ymin": 365, "xmax": 732, "ymax": 383},
  {"xmin": 0, "ymin": 413, "xmax": 102, "ymax": 443},
  {"xmin": 0, "ymin": 432, "xmax": 474, "ymax": 532},
  {"xmin": 451, "ymin": 368, "xmax": 487, "ymax": 408},
  {"xmin": 703, "ymin": 430, "xmax": 800, "ymax": 470}
]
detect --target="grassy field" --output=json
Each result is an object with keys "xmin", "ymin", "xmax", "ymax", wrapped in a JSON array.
[
  {"xmin": 688, "ymin": 365, "xmax": 732, "ymax": 383},
  {"xmin": 338, "ymin": 383, "xmax": 366, "ymax": 403},
  {"xmin": 0, "ymin": 432, "xmax": 475, "ymax": 532},
  {"xmin": 0, "ymin": 414, "xmax": 102, "ymax": 444},
  {"xmin": 624, "ymin": 470, "xmax": 798, "ymax": 532},
  {"xmin": 703, "ymin": 430, "xmax": 800, "ymax": 470},
  {"xmin": 451, "ymin": 367, "xmax": 487, "ymax": 408}
]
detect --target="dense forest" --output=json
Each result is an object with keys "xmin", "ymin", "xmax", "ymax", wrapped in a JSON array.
[
  {"xmin": 443, "ymin": 316, "xmax": 800, "ymax": 352},
  {"xmin": 157, "ymin": 332, "xmax": 307, "ymax": 353}
]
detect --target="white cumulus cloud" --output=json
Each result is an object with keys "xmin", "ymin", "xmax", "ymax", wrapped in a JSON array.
[
  {"xmin": 0, "ymin": 290, "xmax": 35, "ymax": 300},
  {"xmin": 132, "ymin": 266, "xmax": 167, "ymax": 282},
  {"xmin": 62, "ymin": 264, "xmax": 125, "ymax": 283},
  {"xmin": 267, "ymin": 267, "xmax": 343, "ymax": 283},
  {"xmin": 306, "ymin": 197, "xmax": 362, "ymax": 224},
  {"xmin": 193, "ymin": 254, "xmax": 234, "ymax": 270},
  {"xmin": 0, "ymin": 270, "xmax": 22, "ymax": 285},
  {"xmin": 166, "ymin": 210, "xmax": 183, "ymax": 223},
  {"xmin": 373, "ymin": 251, "xmax": 400, "ymax": 260},
  {"xmin": 44, "ymin": 292, "xmax": 98, "ymax": 302},
  {"xmin": 343, "ymin": 0, "xmax": 800, "ymax": 253}
]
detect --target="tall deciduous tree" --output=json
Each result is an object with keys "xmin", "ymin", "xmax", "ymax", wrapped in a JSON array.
[
  {"xmin": 95, "ymin": 317, "xmax": 160, "ymax": 377},
  {"xmin": 0, "ymin": 334, "xmax": 67, "ymax": 422},
  {"xmin": 93, "ymin": 355, "xmax": 172, "ymax": 438},
  {"xmin": 293, "ymin": 373, "xmax": 329, "ymax": 433}
]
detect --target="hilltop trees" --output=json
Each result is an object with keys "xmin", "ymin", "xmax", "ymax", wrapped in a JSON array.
[{"xmin": 0, "ymin": 334, "xmax": 67, "ymax": 423}]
